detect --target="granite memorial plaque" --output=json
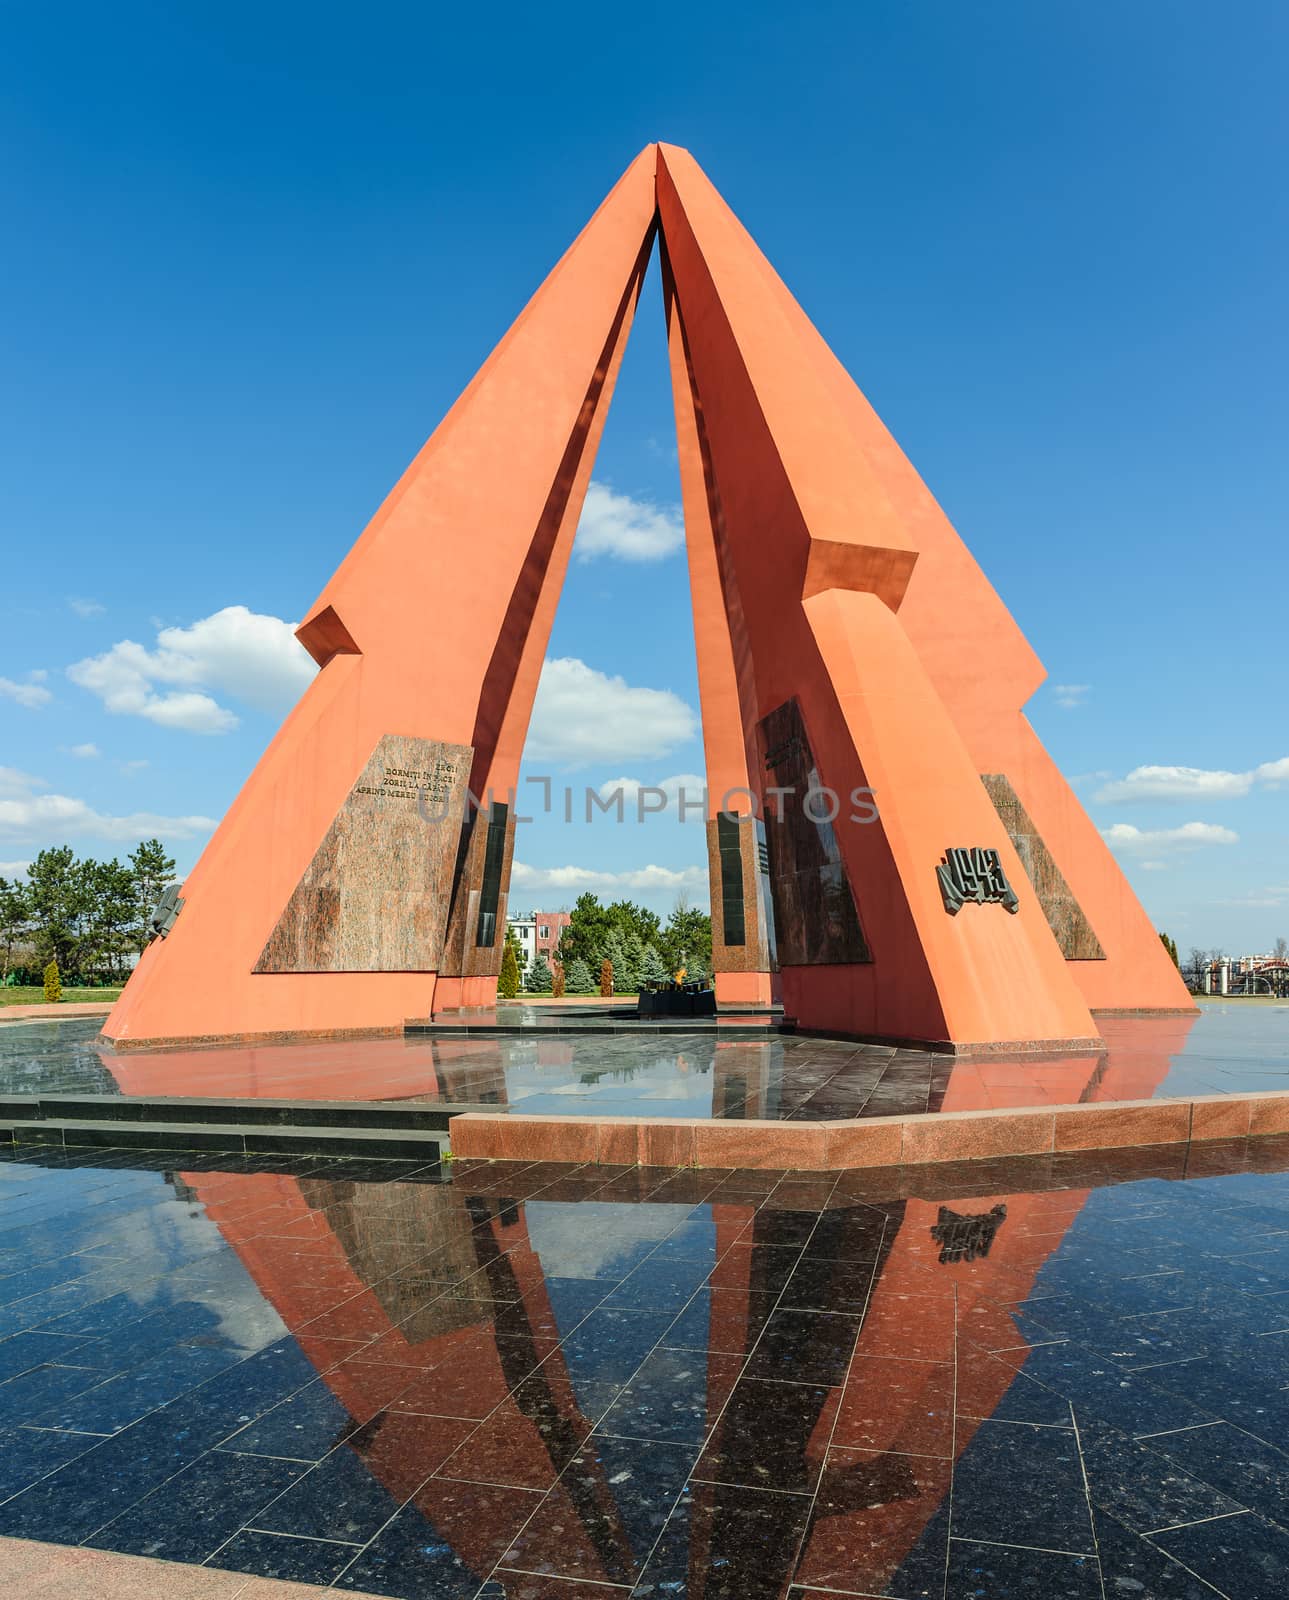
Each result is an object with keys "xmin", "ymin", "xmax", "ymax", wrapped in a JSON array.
[
  {"xmin": 255, "ymin": 733, "xmax": 473, "ymax": 973},
  {"xmin": 980, "ymin": 774, "xmax": 1105, "ymax": 959}
]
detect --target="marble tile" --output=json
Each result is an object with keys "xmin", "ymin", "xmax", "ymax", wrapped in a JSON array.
[
  {"xmin": 87, "ymin": 1450, "xmax": 304, "ymax": 1563},
  {"xmin": 694, "ymin": 1374, "xmax": 833, "ymax": 1494},
  {"xmin": 1076, "ymin": 1418, "xmax": 1244, "ymax": 1533},
  {"xmin": 335, "ymin": 1478, "xmax": 544, "ymax": 1597},
  {"xmin": 661, "ymin": 1287, "xmax": 779, "ymax": 1354},
  {"xmin": 832, "ymin": 1355, "xmax": 955, "ymax": 1456},
  {"xmin": 600, "ymin": 1347, "xmax": 744, "ymax": 1447},
  {"xmin": 949, "ymin": 1419, "xmax": 1094, "ymax": 1551},
  {"xmin": 1150, "ymin": 1511, "xmax": 1289, "ymax": 1599},
  {"xmin": 745, "ymin": 1308, "xmax": 860, "ymax": 1385},
  {"xmin": 794, "ymin": 1449, "xmax": 951, "ymax": 1597},
  {"xmin": 501, "ymin": 1434, "xmax": 697, "ymax": 1585},
  {"xmin": 632, "ymin": 1478, "xmax": 812, "ymax": 1599},
  {"xmin": 211, "ymin": 1528, "xmax": 360, "ymax": 1584},
  {"xmin": 944, "ymin": 1539, "xmax": 1101, "ymax": 1599}
]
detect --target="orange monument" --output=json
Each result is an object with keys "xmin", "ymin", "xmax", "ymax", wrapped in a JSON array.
[{"xmin": 103, "ymin": 144, "xmax": 1194, "ymax": 1053}]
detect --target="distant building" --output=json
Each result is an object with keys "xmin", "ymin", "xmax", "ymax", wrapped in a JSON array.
[
  {"xmin": 505, "ymin": 909, "xmax": 572, "ymax": 973},
  {"xmin": 1201, "ymin": 954, "xmax": 1289, "ymax": 997}
]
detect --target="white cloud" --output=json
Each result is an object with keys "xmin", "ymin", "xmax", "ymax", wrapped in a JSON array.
[
  {"xmin": 0, "ymin": 767, "xmax": 215, "ymax": 846},
  {"xmin": 0, "ymin": 860, "xmax": 30, "ymax": 876},
  {"xmin": 1101, "ymin": 822, "xmax": 1239, "ymax": 854},
  {"xmin": 67, "ymin": 605, "xmax": 317, "ymax": 735},
  {"xmin": 68, "ymin": 597, "xmax": 106, "ymax": 618},
  {"xmin": 68, "ymin": 743, "xmax": 101, "ymax": 759},
  {"xmin": 512, "ymin": 861, "xmax": 708, "ymax": 894},
  {"xmin": 597, "ymin": 774, "xmax": 708, "ymax": 820},
  {"xmin": 1051, "ymin": 684, "xmax": 1090, "ymax": 709},
  {"xmin": 0, "ymin": 674, "xmax": 53, "ymax": 710},
  {"xmin": 573, "ymin": 482, "xmax": 685, "ymax": 563},
  {"xmin": 1095, "ymin": 756, "xmax": 1289, "ymax": 804},
  {"xmin": 526, "ymin": 658, "xmax": 698, "ymax": 767}
]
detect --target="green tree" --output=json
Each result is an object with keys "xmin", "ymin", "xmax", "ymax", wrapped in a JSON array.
[
  {"xmin": 27, "ymin": 847, "xmax": 93, "ymax": 979},
  {"xmin": 0, "ymin": 876, "xmax": 33, "ymax": 983},
  {"xmin": 660, "ymin": 897, "xmax": 713, "ymax": 974},
  {"xmin": 128, "ymin": 838, "xmax": 177, "ymax": 954},
  {"xmin": 557, "ymin": 893, "xmax": 614, "ymax": 971},
  {"xmin": 605, "ymin": 898, "xmax": 661, "ymax": 950},
  {"xmin": 43, "ymin": 957, "xmax": 61, "ymax": 1003},
  {"xmin": 498, "ymin": 931, "xmax": 521, "ymax": 999},
  {"xmin": 639, "ymin": 943, "xmax": 669, "ymax": 988},
  {"xmin": 602, "ymin": 928, "xmax": 635, "ymax": 993},
  {"xmin": 81, "ymin": 858, "xmax": 137, "ymax": 983},
  {"xmin": 565, "ymin": 956, "xmax": 594, "ymax": 993},
  {"xmin": 526, "ymin": 952, "xmax": 553, "ymax": 993}
]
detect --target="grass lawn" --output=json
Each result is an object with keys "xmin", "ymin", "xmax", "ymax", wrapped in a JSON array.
[{"xmin": 0, "ymin": 986, "xmax": 123, "ymax": 1007}]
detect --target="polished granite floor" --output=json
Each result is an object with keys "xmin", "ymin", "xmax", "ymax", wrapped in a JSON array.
[
  {"xmin": 5, "ymin": 1137, "xmax": 1289, "ymax": 1595},
  {"xmin": 2, "ymin": 1002, "xmax": 1287, "ymax": 1123}
]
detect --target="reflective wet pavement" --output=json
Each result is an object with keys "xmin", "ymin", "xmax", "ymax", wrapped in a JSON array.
[
  {"xmin": 2, "ymin": 1003, "xmax": 1287, "ymax": 1124},
  {"xmin": 6, "ymin": 1138, "xmax": 1289, "ymax": 1594}
]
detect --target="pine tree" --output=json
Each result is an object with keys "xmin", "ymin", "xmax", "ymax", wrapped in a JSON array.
[
  {"xmin": 43, "ymin": 957, "xmax": 61, "ymax": 1004},
  {"xmin": 599, "ymin": 957, "xmax": 613, "ymax": 997},
  {"xmin": 602, "ymin": 928, "xmax": 634, "ymax": 993},
  {"xmin": 565, "ymin": 957, "xmax": 594, "ymax": 994},
  {"xmin": 498, "ymin": 933, "xmax": 521, "ymax": 999},
  {"xmin": 639, "ymin": 943, "xmax": 669, "ymax": 988},
  {"xmin": 526, "ymin": 952, "xmax": 553, "ymax": 993},
  {"xmin": 551, "ymin": 962, "xmax": 566, "ymax": 999},
  {"xmin": 1160, "ymin": 931, "xmax": 1181, "ymax": 968}
]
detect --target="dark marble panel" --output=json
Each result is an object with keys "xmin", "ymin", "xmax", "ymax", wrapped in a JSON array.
[
  {"xmin": 219, "ymin": 1374, "xmax": 363, "ymax": 1460},
  {"xmin": 256, "ymin": 732, "xmax": 473, "ymax": 973},
  {"xmin": 757, "ymin": 697, "xmax": 869, "ymax": 966}
]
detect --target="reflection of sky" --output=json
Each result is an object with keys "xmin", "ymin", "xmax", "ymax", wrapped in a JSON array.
[
  {"xmin": 0, "ymin": 1163, "xmax": 286, "ymax": 1360},
  {"xmin": 524, "ymin": 1199, "xmax": 700, "ymax": 1282},
  {"xmin": 1152, "ymin": 1002, "xmax": 1289, "ymax": 1098},
  {"xmin": 524, "ymin": 1200, "xmax": 716, "ymax": 1414},
  {"xmin": 502, "ymin": 1039, "xmax": 726, "ymax": 1118}
]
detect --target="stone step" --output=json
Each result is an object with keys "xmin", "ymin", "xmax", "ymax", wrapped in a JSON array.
[
  {"xmin": 0, "ymin": 1093, "xmax": 491, "ymax": 1132},
  {"xmin": 0, "ymin": 1117, "xmax": 447, "ymax": 1162}
]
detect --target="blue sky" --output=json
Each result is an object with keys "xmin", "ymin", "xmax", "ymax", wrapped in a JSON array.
[{"xmin": 1, "ymin": 1, "xmax": 1286, "ymax": 955}]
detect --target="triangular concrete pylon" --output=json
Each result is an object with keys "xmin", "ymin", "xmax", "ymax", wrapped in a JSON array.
[{"xmin": 104, "ymin": 144, "xmax": 1192, "ymax": 1050}]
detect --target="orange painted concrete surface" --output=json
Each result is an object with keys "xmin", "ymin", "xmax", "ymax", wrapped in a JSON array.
[
  {"xmin": 447, "ymin": 1088, "xmax": 1289, "ymax": 1171},
  {"xmin": 105, "ymin": 143, "xmax": 1191, "ymax": 1055}
]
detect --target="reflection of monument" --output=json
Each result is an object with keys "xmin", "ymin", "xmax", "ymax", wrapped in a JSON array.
[
  {"xmin": 104, "ymin": 144, "xmax": 1193, "ymax": 1053},
  {"xmin": 180, "ymin": 1153, "xmax": 1136, "ymax": 1595}
]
